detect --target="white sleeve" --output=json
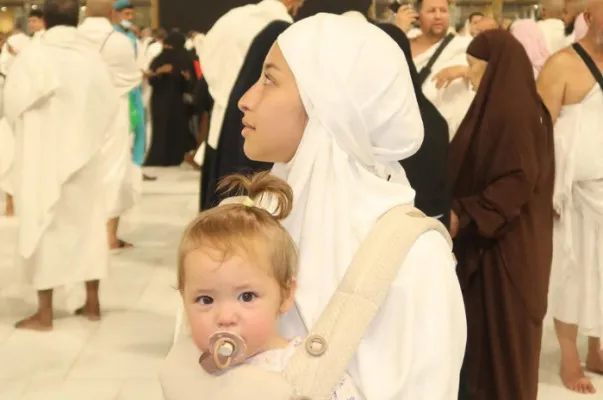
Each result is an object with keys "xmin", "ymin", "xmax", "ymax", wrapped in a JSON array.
[
  {"xmin": 422, "ymin": 38, "xmax": 475, "ymax": 140},
  {"xmin": 350, "ymin": 231, "xmax": 467, "ymax": 400},
  {"xmin": 103, "ymin": 34, "xmax": 142, "ymax": 95}
]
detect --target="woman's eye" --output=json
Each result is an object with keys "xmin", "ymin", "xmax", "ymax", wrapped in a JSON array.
[
  {"xmin": 196, "ymin": 295, "xmax": 214, "ymax": 305},
  {"xmin": 262, "ymin": 74, "xmax": 274, "ymax": 86},
  {"xmin": 238, "ymin": 292, "xmax": 257, "ymax": 303}
]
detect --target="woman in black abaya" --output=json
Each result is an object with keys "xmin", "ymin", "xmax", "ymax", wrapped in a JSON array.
[
  {"xmin": 145, "ymin": 32, "xmax": 197, "ymax": 167},
  {"xmin": 378, "ymin": 23, "xmax": 451, "ymax": 229}
]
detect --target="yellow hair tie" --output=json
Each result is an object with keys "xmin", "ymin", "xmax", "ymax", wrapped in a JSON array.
[{"xmin": 242, "ymin": 197, "xmax": 255, "ymax": 207}]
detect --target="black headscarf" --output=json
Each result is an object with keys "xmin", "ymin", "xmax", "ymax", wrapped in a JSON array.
[
  {"xmin": 151, "ymin": 31, "xmax": 191, "ymax": 74},
  {"xmin": 377, "ymin": 23, "xmax": 451, "ymax": 229}
]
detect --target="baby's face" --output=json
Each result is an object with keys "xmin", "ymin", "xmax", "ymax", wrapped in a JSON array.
[{"xmin": 182, "ymin": 246, "xmax": 291, "ymax": 360}]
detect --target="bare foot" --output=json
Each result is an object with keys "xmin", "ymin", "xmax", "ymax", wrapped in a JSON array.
[
  {"xmin": 560, "ymin": 362, "xmax": 597, "ymax": 394},
  {"xmin": 15, "ymin": 314, "xmax": 53, "ymax": 331},
  {"xmin": 109, "ymin": 239, "xmax": 133, "ymax": 250},
  {"xmin": 183, "ymin": 151, "xmax": 200, "ymax": 170},
  {"xmin": 4, "ymin": 195, "xmax": 14, "ymax": 216},
  {"xmin": 586, "ymin": 350, "xmax": 603, "ymax": 375},
  {"xmin": 75, "ymin": 304, "xmax": 101, "ymax": 321}
]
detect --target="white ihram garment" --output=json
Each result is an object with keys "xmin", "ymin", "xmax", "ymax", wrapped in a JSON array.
[
  {"xmin": 193, "ymin": 0, "xmax": 293, "ymax": 165},
  {"xmin": 79, "ymin": 17, "xmax": 143, "ymax": 218},
  {"xmin": 3, "ymin": 27, "xmax": 118, "ymax": 290},
  {"xmin": 0, "ymin": 33, "xmax": 31, "ymax": 196},
  {"xmin": 550, "ymin": 85, "xmax": 603, "ymax": 342},
  {"xmin": 273, "ymin": 14, "xmax": 466, "ymax": 400},
  {"xmin": 413, "ymin": 34, "xmax": 474, "ymax": 140},
  {"xmin": 537, "ymin": 18, "xmax": 566, "ymax": 54}
]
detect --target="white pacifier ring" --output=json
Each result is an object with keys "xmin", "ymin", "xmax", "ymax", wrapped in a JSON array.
[{"xmin": 208, "ymin": 331, "xmax": 247, "ymax": 370}]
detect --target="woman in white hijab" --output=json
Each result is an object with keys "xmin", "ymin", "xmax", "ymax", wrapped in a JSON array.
[{"xmin": 238, "ymin": 13, "xmax": 466, "ymax": 399}]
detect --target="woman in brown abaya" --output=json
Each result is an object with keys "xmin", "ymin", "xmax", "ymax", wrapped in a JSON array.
[{"xmin": 449, "ymin": 29, "xmax": 555, "ymax": 400}]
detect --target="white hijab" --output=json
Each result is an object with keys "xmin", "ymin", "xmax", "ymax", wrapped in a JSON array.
[{"xmin": 273, "ymin": 13, "xmax": 424, "ymax": 330}]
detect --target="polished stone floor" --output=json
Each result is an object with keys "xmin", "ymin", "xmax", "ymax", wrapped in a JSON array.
[{"xmin": 0, "ymin": 166, "xmax": 601, "ymax": 399}]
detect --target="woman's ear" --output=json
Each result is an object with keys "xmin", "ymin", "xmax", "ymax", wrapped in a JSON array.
[{"xmin": 279, "ymin": 278, "xmax": 297, "ymax": 314}]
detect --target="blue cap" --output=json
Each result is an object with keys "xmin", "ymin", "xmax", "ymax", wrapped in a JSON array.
[{"xmin": 114, "ymin": 0, "xmax": 134, "ymax": 11}]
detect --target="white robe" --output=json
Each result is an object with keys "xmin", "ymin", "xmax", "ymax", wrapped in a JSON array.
[
  {"xmin": 78, "ymin": 17, "xmax": 143, "ymax": 219},
  {"xmin": 0, "ymin": 33, "xmax": 32, "ymax": 196},
  {"xmin": 537, "ymin": 19, "xmax": 566, "ymax": 54},
  {"xmin": 550, "ymin": 85, "xmax": 603, "ymax": 342},
  {"xmin": 3, "ymin": 26, "xmax": 118, "ymax": 290},
  {"xmin": 413, "ymin": 35, "xmax": 474, "ymax": 140},
  {"xmin": 194, "ymin": 0, "xmax": 293, "ymax": 164}
]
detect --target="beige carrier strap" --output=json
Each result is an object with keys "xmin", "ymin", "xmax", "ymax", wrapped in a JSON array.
[{"xmin": 284, "ymin": 205, "xmax": 452, "ymax": 400}]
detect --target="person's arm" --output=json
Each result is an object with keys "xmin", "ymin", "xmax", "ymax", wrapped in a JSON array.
[
  {"xmin": 452, "ymin": 118, "xmax": 540, "ymax": 239},
  {"xmin": 537, "ymin": 51, "xmax": 569, "ymax": 123},
  {"xmin": 148, "ymin": 63, "xmax": 173, "ymax": 85},
  {"xmin": 354, "ymin": 231, "xmax": 466, "ymax": 399}
]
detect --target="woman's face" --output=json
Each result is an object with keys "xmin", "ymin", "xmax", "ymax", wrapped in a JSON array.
[
  {"xmin": 466, "ymin": 54, "xmax": 488, "ymax": 91},
  {"xmin": 238, "ymin": 44, "xmax": 307, "ymax": 164}
]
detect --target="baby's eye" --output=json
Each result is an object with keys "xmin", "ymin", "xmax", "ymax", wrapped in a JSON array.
[
  {"xmin": 196, "ymin": 295, "xmax": 214, "ymax": 305},
  {"xmin": 238, "ymin": 292, "xmax": 257, "ymax": 303}
]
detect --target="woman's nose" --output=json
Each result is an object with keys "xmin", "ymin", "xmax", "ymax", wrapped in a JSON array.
[{"xmin": 238, "ymin": 80, "xmax": 261, "ymax": 113}]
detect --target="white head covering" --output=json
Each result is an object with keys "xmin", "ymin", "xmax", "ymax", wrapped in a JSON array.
[{"xmin": 272, "ymin": 13, "xmax": 423, "ymax": 330}]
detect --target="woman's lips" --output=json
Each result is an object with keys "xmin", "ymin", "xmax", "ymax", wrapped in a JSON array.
[{"xmin": 242, "ymin": 119, "xmax": 255, "ymax": 137}]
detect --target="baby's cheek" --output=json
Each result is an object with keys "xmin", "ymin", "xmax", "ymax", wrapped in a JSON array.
[
  {"xmin": 187, "ymin": 311, "xmax": 213, "ymax": 353},
  {"xmin": 241, "ymin": 308, "xmax": 279, "ymax": 348}
]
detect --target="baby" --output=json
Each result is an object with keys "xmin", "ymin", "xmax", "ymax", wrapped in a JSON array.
[{"xmin": 177, "ymin": 172, "xmax": 362, "ymax": 399}]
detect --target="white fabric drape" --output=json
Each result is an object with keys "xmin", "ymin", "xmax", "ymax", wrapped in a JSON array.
[
  {"xmin": 0, "ymin": 32, "xmax": 32, "ymax": 195},
  {"xmin": 272, "ymin": 14, "xmax": 465, "ymax": 399},
  {"xmin": 79, "ymin": 17, "xmax": 143, "ymax": 218},
  {"xmin": 413, "ymin": 35, "xmax": 474, "ymax": 140},
  {"xmin": 3, "ymin": 27, "xmax": 118, "ymax": 259},
  {"xmin": 550, "ymin": 85, "xmax": 603, "ymax": 342},
  {"xmin": 537, "ymin": 18, "xmax": 567, "ymax": 54}
]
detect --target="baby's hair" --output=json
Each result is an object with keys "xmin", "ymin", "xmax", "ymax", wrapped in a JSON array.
[
  {"xmin": 217, "ymin": 172, "xmax": 293, "ymax": 220},
  {"xmin": 178, "ymin": 172, "xmax": 298, "ymax": 298}
]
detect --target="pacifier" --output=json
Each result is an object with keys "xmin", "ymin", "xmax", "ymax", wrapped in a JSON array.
[{"xmin": 199, "ymin": 331, "xmax": 247, "ymax": 373}]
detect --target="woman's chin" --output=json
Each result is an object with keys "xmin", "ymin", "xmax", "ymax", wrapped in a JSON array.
[{"xmin": 243, "ymin": 144, "xmax": 274, "ymax": 164}]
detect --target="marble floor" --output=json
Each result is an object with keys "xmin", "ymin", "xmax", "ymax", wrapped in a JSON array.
[{"xmin": 0, "ymin": 166, "xmax": 601, "ymax": 399}]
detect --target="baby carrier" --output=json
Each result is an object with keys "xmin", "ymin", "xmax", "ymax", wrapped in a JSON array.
[{"xmin": 160, "ymin": 205, "xmax": 452, "ymax": 399}]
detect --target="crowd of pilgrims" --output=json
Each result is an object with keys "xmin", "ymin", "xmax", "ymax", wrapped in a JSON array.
[{"xmin": 0, "ymin": 0, "xmax": 602, "ymax": 398}]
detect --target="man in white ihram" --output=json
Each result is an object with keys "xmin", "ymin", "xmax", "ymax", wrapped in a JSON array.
[
  {"xmin": 78, "ymin": 0, "xmax": 143, "ymax": 251},
  {"xmin": 538, "ymin": 0, "xmax": 570, "ymax": 54},
  {"xmin": 193, "ymin": 0, "xmax": 305, "ymax": 167},
  {"xmin": 402, "ymin": 0, "xmax": 473, "ymax": 140},
  {"xmin": 4, "ymin": 0, "xmax": 118, "ymax": 331},
  {"xmin": 538, "ymin": 0, "xmax": 603, "ymax": 393}
]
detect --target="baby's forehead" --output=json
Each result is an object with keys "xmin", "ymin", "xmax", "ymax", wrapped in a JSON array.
[{"xmin": 184, "ymin": 245, "xmax": 272, "ymax": 273}]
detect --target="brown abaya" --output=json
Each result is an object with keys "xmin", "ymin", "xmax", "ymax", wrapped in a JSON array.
[{"xmin": 449, "ymin": 30, "xmax": 555, "ymax": 400}]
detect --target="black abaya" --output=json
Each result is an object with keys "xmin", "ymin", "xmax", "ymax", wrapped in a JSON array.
[
  {"xmin": 145, "ymin": 38, "xmax": 198, "ymax": 167},
  {"xmin": 200, "ymin": 20, "xmax": 291, "ymax": 210},
  {"xmin": 377, "ymin": 23, "xmax": 451, "ymax": 229}
]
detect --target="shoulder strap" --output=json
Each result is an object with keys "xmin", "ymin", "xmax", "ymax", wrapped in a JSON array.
[
  {"xmin": 573, "ymin": 43, "xmax": 603, "ymax": 92},
  {"xmin": 418, "ymin": 33, "xmax": 455, "ymax": 86},
  {"xmin": 283, "ymin": 205, "xmax": 452, "ymax": 400}
]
